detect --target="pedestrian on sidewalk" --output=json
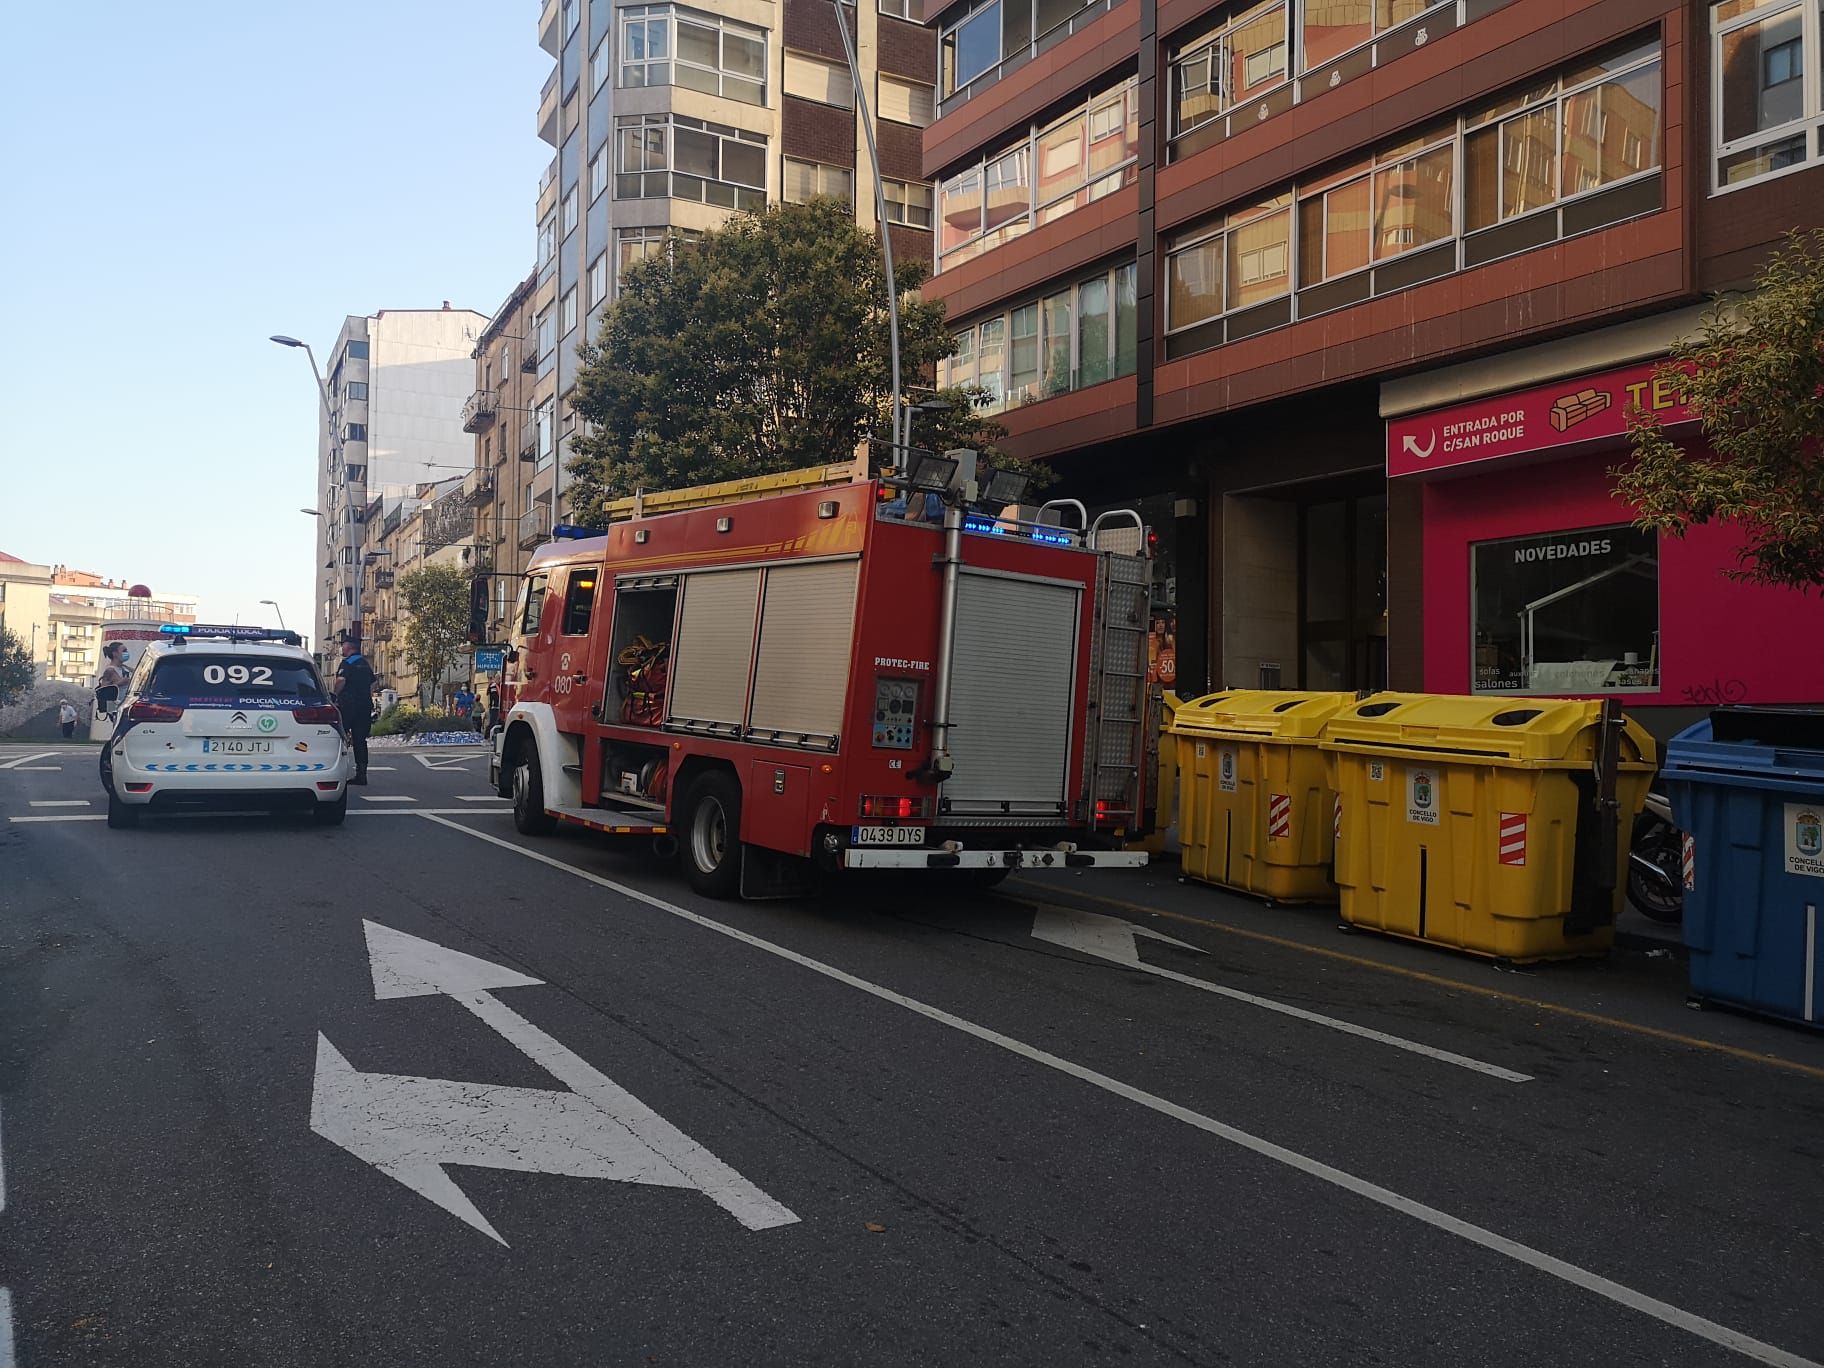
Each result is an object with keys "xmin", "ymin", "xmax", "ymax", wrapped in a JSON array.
[
  {"xmin": 58, "ymin": 700, "xmax": 77, "ymax": 739},
  {"xmin": 332, "ymin": 638, "xmax": 376, "ymax": 786}
]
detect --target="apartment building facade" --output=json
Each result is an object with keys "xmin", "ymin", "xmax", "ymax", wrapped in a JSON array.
[
  {"xmin": 920, "ymin": 0, "xmax": 1824, "ymax": 730},
  {"xmin": 313, "ymin": 306, "xmax": 489, "ymax": 652},
  {"xmin": 528, "ymin": 0, "xmax": 938, "ymax": 524},
  {"xmin": 0, "ymin": 554, "xmax": 197, "ymax": 686}
]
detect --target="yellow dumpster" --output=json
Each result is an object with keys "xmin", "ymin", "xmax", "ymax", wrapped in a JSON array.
[
  {"xmin": 1170, "ymin": 690, "xmax": 1355, "ymax": 901},
  {"xmin": 1321, "ymin": 694, "xmax": 1656, "ymax": 962}
]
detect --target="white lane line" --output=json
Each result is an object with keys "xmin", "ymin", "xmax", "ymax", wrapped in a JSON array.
[
  {"xmin": 1, "ymin": 1096, "xmax": 8, "ymax": 1212},
  {"xmin": 13, "ymin": 768, "xmax": 60, "ymax": 773},
  {"xmin": 7, "ymin": 815, "xmax": 106, "ymax": 823},
  {"xmin": 359, "ymin": 795, "xmax": 418, "ymax": 803},
  {"xmin": 421, "ymin": 812, "xmax": 1820, "ymax": 1368},
  {"xmin": 27, "ymin": 800, "xmax": 89, "ymax": 808},
  {"xmin": 0, "ymin": 751, "xmax": 57, "ymax": 770},
  {"xmin": 6, "ymin": 809, "xmax": 516, "ymax": 824},
  {"xmin": 1140, "ymin": 947, "xmax": 1528, "ymax": 1084},
  {"xmin": 366, "ymin": 766, "xmax": 397, "ymax": 772},
  {"xmin": 0, "ymin": 1286, "xmax": 14, "ymax": 1368},
  {"xmin": 456, "ymin": 795, "xmax": 509, "ymax": 802}
]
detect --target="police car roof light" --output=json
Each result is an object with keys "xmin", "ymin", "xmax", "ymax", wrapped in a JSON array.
[
  {"xmin": 159, "ymin": 623, "xmax": 303, "ymax": 646},
  {"xmin": 551, "ymin": 523, "xmax": 606, "ymax": 540}
]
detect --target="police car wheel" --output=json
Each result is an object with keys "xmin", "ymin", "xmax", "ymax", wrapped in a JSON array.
[
  {"xmin": 512, "ymin": 746, "xmax": 557, "ymax": 835},
  {"xmin": 106, "ymin": 793, "xmax": 140, "ymax": 829},
  {"xmin": 682, "ymin": 771, "xmax": 742, "ymax": 899},
  {"xmin": 313, "ymin": 792, "xmax": 348, "ymax": 826}
]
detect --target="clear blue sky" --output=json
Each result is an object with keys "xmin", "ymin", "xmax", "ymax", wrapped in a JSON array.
[{"xmin": 0, "ymin": 1, "xmax": 549, "ymax": 648}]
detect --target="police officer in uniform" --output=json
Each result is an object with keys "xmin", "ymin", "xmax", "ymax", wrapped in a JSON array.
[{"xmin": 332, "ymin": 637, "xmax": 377, "ymax": 786}]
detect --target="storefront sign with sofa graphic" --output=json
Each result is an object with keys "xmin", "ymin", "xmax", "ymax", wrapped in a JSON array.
[
  {"xmin": 1787, "ymin": 804, "xmax": 1824, "ymax": 879},
  {"xmin": 1387, "ymin": 359, "xmax": 1698, "ymax": 478}
]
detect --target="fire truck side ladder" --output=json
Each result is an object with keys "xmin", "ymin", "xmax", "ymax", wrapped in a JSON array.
[
  {"xmin": 599, "ymin": 462, "xmax": 864, "ymax": 523},
  {"xmin": 1084, "ymin": 513, "xmax": 1151, "ymax": 831}
]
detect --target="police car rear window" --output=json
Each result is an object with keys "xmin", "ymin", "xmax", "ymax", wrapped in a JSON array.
[{"xmin": 147, "ymin": 657, "xmax": 326, "ymax": 703}]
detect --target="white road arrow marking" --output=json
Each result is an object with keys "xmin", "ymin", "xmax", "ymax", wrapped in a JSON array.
[
  {"xmin": 1030, "ymin": 906, "xmax": 1531, "ymax": 1084},
  {"xmin": 1032, "ymin": 905, "xmax": 1203, "ymax": 965},
  {"xmin": 311, "ymin": 921, "xmax": 799, "ymax": 1244},
  {"xmin": 413, "ymin": 753, "xmax": 477, "ymax": 771}
]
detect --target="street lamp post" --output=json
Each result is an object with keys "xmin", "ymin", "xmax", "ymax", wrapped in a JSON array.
[
  {"xmin": 258, "ymin": 600, "xmax": 287, "ymax": 630},
  {"xmin": 272, "ymin": 335, "xmax": 358, "ymax": 647},
  {"xmin": 830, "ymin": 1, "xmax": 905, "ymax": 471}
]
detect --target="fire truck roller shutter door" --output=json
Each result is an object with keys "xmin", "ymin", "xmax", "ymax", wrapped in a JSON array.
[
  {"xmin": 944, "ymin": 570, "xmax": 1082, "ymax": 816},
  {"xmin": 749, "ymin": 561, "xmax": 860, "ymax": 743},
  {"xmin": 667, "ymin": 569, "xmax": 763, "ymax": 732}
]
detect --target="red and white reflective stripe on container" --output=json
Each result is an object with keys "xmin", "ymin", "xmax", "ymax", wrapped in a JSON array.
[
  {"xmin": 1268, "ymin": 793, "xmax": 1292, "ymax": 840},
  {"xmin": 1498, "ymin": 812, "xmax": 1527, "ymax": 866},
  {"xmin": 1683, "ymin": 832, "xmax": 1696, "ymax": 890},
  {"xmin": 1333, "ymin": 793, "xmax": 1342, "ymax": 845}
]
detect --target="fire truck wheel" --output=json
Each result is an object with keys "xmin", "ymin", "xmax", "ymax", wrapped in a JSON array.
[
  {"xmin": 681, "ymin": 771, "xmax": 743, "ymax": 899},
  {"xmin": 511, "ymin": 745, "xmax": 558, "ymax": 835}
]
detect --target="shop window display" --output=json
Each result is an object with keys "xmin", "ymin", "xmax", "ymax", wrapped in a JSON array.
[{"xmin": 1471, "ymin": 524, "xmax": 1660, "ymax": 693}]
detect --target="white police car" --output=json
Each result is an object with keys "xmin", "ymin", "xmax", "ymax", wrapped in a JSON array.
[{"xmin": 100, "ymin": 625, "xmax": 354, "ymax": 828}]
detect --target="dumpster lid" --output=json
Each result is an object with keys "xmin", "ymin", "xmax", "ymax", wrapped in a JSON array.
[
  {"xmin": 1169, "ymin": 690, "xmax": 1356, "ymax": 741},
  {"xmin": 1318, "ymin": 692, "xmax": 1656, "ymax": 768},
  {"xmin": 1709, "ymin": 706, "xmax": 1824, "ymax": 752}
]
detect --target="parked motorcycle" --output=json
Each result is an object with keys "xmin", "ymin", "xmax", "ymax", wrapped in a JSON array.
[{"xmin": 1627, "ymin": 790, "xmax": 1684, "ymax": 924}]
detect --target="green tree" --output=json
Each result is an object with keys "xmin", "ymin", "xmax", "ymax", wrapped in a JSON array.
[
  {"xmin": 566, "ymin": 198, "xmax": 1011, "ymax": 522},
  {"xmin": 0, "ymin": 626, "xmax": 32, "ymax": 708},
  {"xmin": 1616, "ymin": 228, "xmax": 1824, "ymax": 589},
  {"xmin": 396, "ymin": 565, "xmax": 472, "ymax": 703}
]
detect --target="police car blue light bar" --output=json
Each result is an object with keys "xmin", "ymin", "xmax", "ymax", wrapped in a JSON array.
[{"xmin": 160, "ymin": 623, "xmax": 303, "ymax": 646}]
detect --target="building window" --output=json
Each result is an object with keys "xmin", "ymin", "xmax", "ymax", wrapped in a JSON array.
[
  {"xmin": 1712, "ymin": 0, "xmax": 1822, "ymax": 189},
  {"xmin": 345, "ymin": 381, "xmax": 367, "ymax": 401},
  {"xmin": 536, "ymin": 308, "xmax": 555, "ymax": 358},
  {"xmin": 1464, "ymin": 39, "xmax": 1661, "ymax": 231},
  {"xmin": 940, "ymin": 0, "xmax": 1118, "ymax": 101},
  {"xmin": 590, "ymin": 144, "xmax": 611, "ymax": 200},
  {"xmin": 1165, "ymin": 192, "xmax": 1291, "ymax": 331},
  {"xmin": 878, "ymin": 74, "xmax": 936, "ymax": 126},
  {"xmin": 615, "ymin": 113, "xmax": 768, "ymax": 210},
  {"xmin": 561, "ymin": 288, "xmax": 578, "ymax": 335},
  {"xmin": 882, "ymin": 178, "xmax": 935, "ymax": 228},
  {"xmin": 621, "ymin": 5, "xmax": 767, "ymax": 106},
  {"xmin": 1298, "ymin": 126, "xmax": 1455, "ymax": 286},
  {"xmin": 592, "ymin": 38, "xmax": 612, "ymax": 92},
  {"xmin": 344, "ymin": 422, "xmax": 368, "ymax": 443},
  {"xmin": 784, "ymin": 50, "xmax": 854, "ymax": 108},
  {"xmin": 562, "ymin": 0, "xmax": 579, "ymax": 36},
  {"xmin": 1169, "ymin": 0, "xmax": 1289, "ymax": 141},
  {"xmin": 536, "ymin": 400, "xmax": 555, "ymax": 469},
  {"xmin": 937, "ymin": 78, "xmax": 1139, "ymax": 267},
  {"xmin": 880, "ymin": 0, "xmax": 914, "ymax": 16},
  {"xmin": 562, "ymin": 186, "xmax": 579, "ymax": 236},
  {"xmin": 346, "ymin": 340, "xmax": 369, "ymax": 360},
  {"xmin": 783, "ymin": 157, "xmax": 854, "ymax": 204},
  {"xmin": 538, "ymin": 213, "xmax": 557, "ymax": 265},
  {"xmin": 1471, "ymin": 525, "xmax": 1661, "ymax": 694},
  {"xmin": 1301, "ymin": 0, "xmax": 1448, "ymax": 74},
  {"xmin": 590, "ymin": 252, "xmax": 610, "ymax": 305},
  {"xmin": 938, "ymin": 261, "xmax": 1137, "ymax": 411},
  {"xmin": 615, "ymin": 227, "xmax": 703, "ymax": 286}
]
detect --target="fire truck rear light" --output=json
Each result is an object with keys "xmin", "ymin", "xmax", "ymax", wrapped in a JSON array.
[
  {"xmin": 715, "ymin": 517, "xmax": 733, "ymax": 533},
  {"xmin": 861, "ymin": 795, "xmax": 923, "ymax": 819},
  {"xmin": 127, "ymin": 701, "xmax": 184, "ymax": 723},
  {"xmin": 817, "ymin": 501, "xmax": 838, "ymax": 519},
  {"xmin": 1095, "ymin": 800, "xmax": 1108, "ymax": 822}
]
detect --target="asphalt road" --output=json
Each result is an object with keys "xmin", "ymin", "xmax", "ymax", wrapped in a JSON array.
[{"xmin": 1, "ymin": 743, "xmax": 1822, "ymax": 1367}]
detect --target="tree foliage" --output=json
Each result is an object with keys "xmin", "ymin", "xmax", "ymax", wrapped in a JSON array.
[
  {"xmin": 0, "ymin": 626, "xmax": 32, "ymax": 708},
  {"xmin": 566, "ymin": 199, "xmax": 1017, "ymax": 521},
  {"xmin": 1616, "ymin": 228, "xmax": 1824, "ymax": 589},
  {"xmin": 396, "ymin": 565, "xmax": 472, "ymax": 698}
]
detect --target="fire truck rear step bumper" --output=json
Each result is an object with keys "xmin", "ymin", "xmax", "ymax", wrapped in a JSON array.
[
  {"xmin": 842, "ymin": 848, "xmax": 1148, "ymax": 871},
  {"xmin": 547, "ymin": 804, "xmax": 669, "ymax": 836}
]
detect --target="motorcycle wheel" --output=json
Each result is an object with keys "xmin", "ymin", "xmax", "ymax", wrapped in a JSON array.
[{"xmin": 1628, "ymin": 831, "xmax": 1685, "ymax": 924}]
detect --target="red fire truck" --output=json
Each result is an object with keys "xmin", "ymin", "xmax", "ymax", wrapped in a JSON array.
[{"xmin": 490, "ymin": 460, "xmax": 1152, "ymax": 898}]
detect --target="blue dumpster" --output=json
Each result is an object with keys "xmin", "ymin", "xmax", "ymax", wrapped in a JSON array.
[{"xmin": 1662, "ymin": 708, "xmax": 1824, "ymax": 1029}]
